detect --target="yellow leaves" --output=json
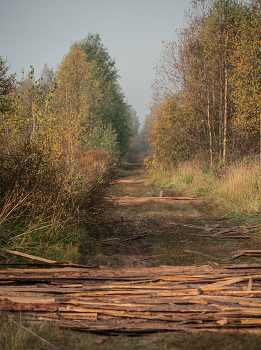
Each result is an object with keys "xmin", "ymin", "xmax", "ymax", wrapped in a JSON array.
[{"xmin": 145, "ymin": 96, "xmax": 189, "ymax": 168}]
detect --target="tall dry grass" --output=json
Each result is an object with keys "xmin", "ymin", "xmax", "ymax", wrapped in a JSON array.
[
  {"xmin": 0, "ymin": 140, "xmax": 118, "ymax": 263},
  {"xmin": 148, "ymin": 158, "xmax": 261, "ymax": 214}
]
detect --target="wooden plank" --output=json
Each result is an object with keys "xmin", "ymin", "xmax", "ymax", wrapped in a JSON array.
[
  {"xmin": 112, "ymin": 196, "xmax": 205, "ymax": 204},
  {"xmin": 58, "ymin": 320, "xmax": 199, "ymax": 333},
  {"xmin": 116, "ymin": 179, "xmax": 145, "ymax": 184},
  {"xmin": 2, "ymin": 249, "xmax": 95, "ymax": 268},
  {"xmin": 231, "ymin": 250, "xmax": 261, "ymax": 260},
  {"xmin": 3, "ymin": 249, "xmax": 57, "ymax": 263},
  {"xmin": 241, "ymin": 319, "xmax": 261, "ymax": 325},
  {"xmin": 60, "ymin": 312, "xmax": 98, "ymax": 320},
  {"xmin": 0, "ymin": 267, "xmax": 96, "ymax": 274},
  {"xmin": 201, "ymin": 277, "xmax": 244, "ymax": 290},
  {"xmin": 247, "ymin": 278, "xmax": 253, "ymax": 292}
]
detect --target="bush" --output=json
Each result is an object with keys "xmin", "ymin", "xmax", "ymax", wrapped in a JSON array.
[
  {"xmin": 0, "ymin": 139, "xmax": 64, "ymax": 228},
  {"xmin": 0, "ymin": 138, "xmax": 118, "ymax": 259}
]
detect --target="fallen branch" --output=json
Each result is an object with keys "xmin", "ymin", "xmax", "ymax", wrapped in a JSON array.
[
  {"xmin": 214, "ymin": 226, "xmax": 259, "ymax": 235},
  {"xmin": 138, "ymin": 254, "xmax": 166, "ymax": 261},
  {"xmin": 117, "ymin": 230, "xmax": 168, "ymax": 243},
  {"xmin": 169, "ymin": 224, "xmax": 206, "ymax": 229},
  {"xmin": 168, "ymin": 224, "xmax": 259, "ymax": 235}
]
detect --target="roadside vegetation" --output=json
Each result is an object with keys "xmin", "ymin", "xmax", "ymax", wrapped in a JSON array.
[
  {"xmin": 145, "ymin": 0, "xmax": 261, "ymax": 167},
  {"xmin": 0, "ymin": 34, "xmax": 141, "ymax": 264},
  {"xmin": 148, "ymin": 158, "xmax": 261, "ymax": 219},
  {"xmin": 143, "ymin": 0, "xmax": 261, "ymax": 226}
]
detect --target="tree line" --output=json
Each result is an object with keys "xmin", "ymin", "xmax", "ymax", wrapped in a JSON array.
[
  {"xmin": 0, "ymin": 33, "xmax": 141, "ymax": 255},
  {"xmin": 1, "ymin": 33, "xmax": 140, "ymax": 160},
  {"xmin": 145, "ymin": 0, "xmax": 261, "ymax": 167}
]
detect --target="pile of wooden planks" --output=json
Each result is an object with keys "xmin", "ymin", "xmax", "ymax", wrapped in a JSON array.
[{"xmin": 2, "ymin": 264, "xmax": 261, "ymax": 334}]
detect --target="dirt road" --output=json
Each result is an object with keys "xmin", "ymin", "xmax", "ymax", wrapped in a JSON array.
[{"xmin": 82, "ymin": 163, "xmax": 261, "ymax": 268}]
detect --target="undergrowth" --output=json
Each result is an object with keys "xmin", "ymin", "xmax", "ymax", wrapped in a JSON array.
[
  {"xmin": 0, "ymin": 139, "xmax": 118, "ymax": 264},
  {"xmin": 147, "ymin": 158, "xmax": 261, "ymax": 224}
]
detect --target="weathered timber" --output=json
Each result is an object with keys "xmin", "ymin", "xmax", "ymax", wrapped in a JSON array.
[
  {"xmin": 112, "ymin": 196, "xmax": 205, "ymax": 204},
  {"xmin": 2, "ymin": 264, "xmax": 261, "ymax": 333},
  {"xmin": 2, "ymin": 249, "xmax": 95, "ymax": 268}
]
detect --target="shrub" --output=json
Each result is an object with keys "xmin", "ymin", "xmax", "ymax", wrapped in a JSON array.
[{"xmin": 0, "ymin": 138, "xmax": 118, "ymax": 257}]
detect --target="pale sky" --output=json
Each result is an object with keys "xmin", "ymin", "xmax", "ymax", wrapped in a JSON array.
[{"xmin": 1, "ymin": 0, "xmax": 192, "ymax": 126}]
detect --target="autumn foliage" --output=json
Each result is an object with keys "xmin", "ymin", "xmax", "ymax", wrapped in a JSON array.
[
  {"xmin": 0, "ymin": 34, "xmax": 134, "ymax": 257},
  {"xmin": 145, "ymin": 0, "xmax": 261, "ymax": 167}
]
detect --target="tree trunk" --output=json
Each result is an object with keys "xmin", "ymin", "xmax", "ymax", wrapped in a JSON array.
[
  {"xmin": 223, "ymin": 66, "xmax": 228, "ymax": 163},
  {"xmin": 259, "ymin": 112, "xmax": 261, "ymax": 164},
  {"xmin": 219, "ymin": 90, "xmax": 223, "ymax": 163},
  {"xmin": 207, "ymin": 93, "xmax": 213, "ymax": 167},
  {"xmin": 65, "ymin": 84, "xmax": 68, "ymax": 111},
  {"xmin": 31, "ymin": 98, "xmax": 35, "ymax": 139},
  {"xmin": 223, "ymin": 30, "xmax": 229, "ymax": 164}
]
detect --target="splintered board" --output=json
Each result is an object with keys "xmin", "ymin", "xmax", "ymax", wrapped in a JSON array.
[{"xmin": 1, "ymin": 263, "xmax": 261, "ymax": 334}]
